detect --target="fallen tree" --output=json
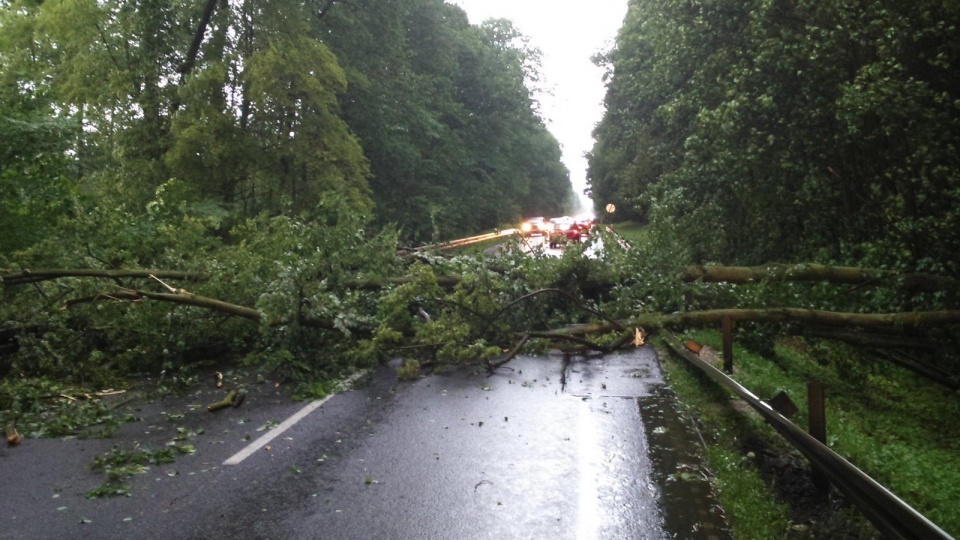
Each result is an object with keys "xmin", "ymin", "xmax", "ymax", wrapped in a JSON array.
[
  {"xmin": 6, "ymin": 263, "xmax": 958, "ymax": 292},
  {"xmin": 6, "ymin": 265, "xmax": 960, "ymax": 381},
  {"xmin": 1, "ymin": 269, "xmax": 204, "ymax": 286},
  {"xmin": 107, "ymin": 286, "xmax": 347, "ymax": 332},
  {"xmin": 680, "ymin": 263, "xmax": 959, "ymax": 292},
  {"xmin": 541, "ymin": 308, "xmax": 960, "ymax": 338}
]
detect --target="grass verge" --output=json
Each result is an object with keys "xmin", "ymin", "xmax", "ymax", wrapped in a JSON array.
[{"xmin": 658, "ymin": 329, "xmax": 960, "ymax": 539}]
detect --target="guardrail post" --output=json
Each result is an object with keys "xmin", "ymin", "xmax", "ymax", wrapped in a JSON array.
[
  {"xmin": 721, "ymin": 315, "xmax": 733, "ymax": 373},
  {"xmin": 808, "ymin": 380, "xmax": 830, "ymax": 497}
]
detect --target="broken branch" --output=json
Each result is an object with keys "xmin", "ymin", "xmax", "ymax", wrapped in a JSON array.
[
  {"xmin": 207, "ymin": 390, "xmax": 238, "ymax": 412},
  {"xmin": 681, "ymin": 264, "xmax": 958, "ymax": 293},
  {"xmin": 149, "ymin": 274, "xmax": 179, "ymax": 294},
  {"xmin": 485, "ymin": 334, "xmax": 530, "ymax": 373},
  {"xmin": 546, "ymin": 308, "xmax": 960, "ymax": 337}
]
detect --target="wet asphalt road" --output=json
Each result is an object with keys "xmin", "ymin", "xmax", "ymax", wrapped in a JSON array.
[{"xmin": 0, "ymin": 347, "xmax": 729, "ymax": 539}]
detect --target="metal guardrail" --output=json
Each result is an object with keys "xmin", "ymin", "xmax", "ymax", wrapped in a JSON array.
[{"xmin": 660, "ymin": 331, "xmax": 954, "ymax": 540}]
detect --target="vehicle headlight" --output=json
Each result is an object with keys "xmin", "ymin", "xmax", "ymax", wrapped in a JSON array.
[{"xmin": 521, "ymin": 222, "xmax": 532, "ymax": 232}]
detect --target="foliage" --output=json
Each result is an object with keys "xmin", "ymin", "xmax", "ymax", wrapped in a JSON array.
[
  {"xmin": 589, "ymin": 0, "xmax": 960, "ymax": 272},
  {"xmin": 0, "ymin": 377, "xmax": 136, "ymax": 439},
  {"xmin": 87, "ymin": 443, "xmax": 195, "ymax": 499},
  {"xmin": 1, "ymin": 190, "xmax": 398, "ymax": 383},
  {"xmin": 396, "ymin": 359, "xmax": 421, "ymax": 381}
]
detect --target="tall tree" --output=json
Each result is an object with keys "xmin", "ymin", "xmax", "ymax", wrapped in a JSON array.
[
  {"xmin": 589, "ymin": 0, "xmax": 960, "ymax": 271},
  {"xmin": 321, "ymin": 1, "xmax": 573, "ymax": 242}
]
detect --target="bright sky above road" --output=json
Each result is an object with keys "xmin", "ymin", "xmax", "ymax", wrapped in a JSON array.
[{"xmin": 450, "ymin": 0, "xmax": 628, "ymax": 216}]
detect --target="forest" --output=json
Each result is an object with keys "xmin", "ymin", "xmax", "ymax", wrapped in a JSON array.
[{"xmin": 589, "ymin": 0, "xmax": 960, "ymax": 271}]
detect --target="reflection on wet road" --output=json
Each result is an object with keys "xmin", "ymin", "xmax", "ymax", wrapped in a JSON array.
[
  {"xmin": 2, "ymin": 346, "xmax": 731, "ymax": 539},
  {"xmin": 280, "ymin": 347, "xmax": 731, "ymax": 539}
]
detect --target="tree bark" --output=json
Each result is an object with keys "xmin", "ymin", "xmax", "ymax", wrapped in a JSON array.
[
  {"xmin": 681, "ymin": 263, "xmax": 958, "ymax": 292},
  {"xmin": 545, "ymin": 308, "xmax": 960, "ymax": 338},
  {"xmin": 119, "ymin": 287, "xmax": 343, "ymax": 331},
  {"xmin": 6, "ymin": 264, "xmax": 956, "ymax": 293}
]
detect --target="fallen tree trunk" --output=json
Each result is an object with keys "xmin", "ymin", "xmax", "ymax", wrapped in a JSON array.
[
  {"xmin": 1, "ymin": 269, "xmax": 204, "ymax": 286},
  {"xmin": 207, "ymin": 390, "xmax": 238, "ymax": 412},
  {"xmin": 117, "ymin": 287, "xmax": 343, "ymax": 331},
  {"xmin": 681, "ymin": 264, "xmax": 958, "ymax": 292},
  {"xmin": 801, "ymin": 328, "xmax": 938, "ymax": 350},
  {"xmin": 5, "ymin": 264, "xmax": 958, "ymax": 293},
  {"xmin": 544, "ymin": 308, "xmax": 960, "ymax": 338}
]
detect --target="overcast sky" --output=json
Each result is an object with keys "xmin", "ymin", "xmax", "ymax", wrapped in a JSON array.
[{"xmin": 450, "ymin": 0, "xmax": 628, "ymax": 216}]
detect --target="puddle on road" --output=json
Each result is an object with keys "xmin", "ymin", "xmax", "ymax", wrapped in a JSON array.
[{"xmin": 639, "ymin": 385, "xmax": 732, "ymax": 540}]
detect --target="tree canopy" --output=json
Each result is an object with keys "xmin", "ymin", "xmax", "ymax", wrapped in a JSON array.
[
  {"xmin": 588, "ymin": 0, "xmax": 960, "ymax": 271},
  {"xmin": 0, "ymin": 0, "xmax": 573, "ymax": 248}
]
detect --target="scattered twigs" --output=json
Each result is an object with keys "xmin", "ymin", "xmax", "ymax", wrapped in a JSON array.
[
  {"xmin": 484, "ymin": 326, "xmax": 643, "ymax": 372},
  {"xmin": 111, "ymin": 286, "xmax": 353, "ymax": 332},
  {"xmin": 527, "ymin": 331, "xmax": 613, "ymax": 352},
  {"xmin": 65, "ymin": 290, "xmax": 144, "ymax": 307},
  {"xmin": 30, "ymin": 281, "xmax": 49, "ymax": 302},
  {"xmin": 497, "ymin": 288, "xmax": 623, "ymax": 331},
  {"xmin": 547, "ymin": 308, "xmax": 960, "ymax": 338},
  {"xmin": 149, "ymin": 274, "xmax": 179, "ymax": 294}
]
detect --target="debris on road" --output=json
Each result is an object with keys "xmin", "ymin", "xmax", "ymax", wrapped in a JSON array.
[
  {"xmin": 6, "ymin": 418, "xmax": 20, "ymax": 445},
  {"xmin": 207, "ymin": 389, "xmax": 242, "ymax": 412}
]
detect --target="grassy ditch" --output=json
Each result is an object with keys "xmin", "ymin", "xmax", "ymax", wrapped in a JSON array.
[
  {"xmin": 657, "ymin": 330, "xmax": 960, "ymax": 539},
  {"xmin": 608, "ymin": 221, "xmax": 649, "ymax": 245}
]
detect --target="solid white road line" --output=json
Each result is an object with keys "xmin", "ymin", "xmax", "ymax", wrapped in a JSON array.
[{"xmin": 223, "ymin": 372, "xmax": 366, "ymax": 466}]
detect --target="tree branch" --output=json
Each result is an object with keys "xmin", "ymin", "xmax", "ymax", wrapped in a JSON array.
[
  {"xmin": 2, "ymin": 269, "xmax": 204, "ymax": 287},
  {"xmin": 681, "ymin": 264, "xmax": 959, "ymax": 293},
  {"xmin": 113, "ymin": 287, "xmax": 349, "ymax": 331},
  {"xmin": 484, "ymin": 333, "xmax": 530, "ymax": 373},
  {"xmin": 546, "ymin": 308, "xmax": 960, "ymax": 338},
  {"xmin": 496, "ymin": 288, "xmax": 623, "ymax": 330},
  {"xmin": 179, "ymin": 0, "xmax": 220, "ymax": 80}
]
